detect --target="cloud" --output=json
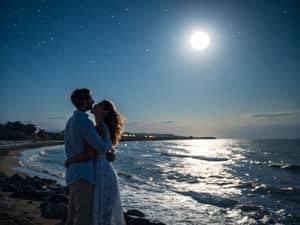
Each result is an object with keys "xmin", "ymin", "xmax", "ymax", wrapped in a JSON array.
[
  {"xmin": 127, "ymin": 121, "xmax": 175, "ymax": 126},
  {"xmin": 48, "ymin": 116, "xmax": 67, "ymax": 120},
  {"xmin": 126, "ymin": 121, "xmax": 141, "ymax": 126},
  {"xmin": 248, "ymin": 112, "xmax": 294, "ymax": 118},
  {"xmin": 160, "ymin": 121, "xmax": 175, "ymax": 124}
]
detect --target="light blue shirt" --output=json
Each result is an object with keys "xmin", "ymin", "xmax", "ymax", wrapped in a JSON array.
[{"xmin": 64, "ymin": 110, "xmax": 112, "ymax": 185}]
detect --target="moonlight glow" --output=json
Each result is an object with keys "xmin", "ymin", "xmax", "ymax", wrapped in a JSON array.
[{"xmin": 190, "ymin": 32, "xmax": 210, "ymax": 51}]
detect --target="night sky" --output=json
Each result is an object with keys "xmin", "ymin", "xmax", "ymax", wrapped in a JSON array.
[{"xmin": 1, "ymin": 0, "xmax": 300, "ymax": 138}]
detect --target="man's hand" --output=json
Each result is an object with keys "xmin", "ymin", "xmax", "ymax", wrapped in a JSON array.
[
  {"xmin": 106, "ymin": 148, "xmax": 116, "ymax": 162},
  {"xmin": 64, "ymin": 144, "xmax": 96, "ymax": 168}
]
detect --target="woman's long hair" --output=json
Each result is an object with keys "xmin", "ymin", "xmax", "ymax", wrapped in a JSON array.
[{"xmin": 101, "ymin": 100, "xmax": 125, "ymax": 146}]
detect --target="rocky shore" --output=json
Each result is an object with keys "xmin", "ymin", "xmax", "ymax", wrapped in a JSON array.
[{"xmin": 0, "ymin": 173, "xmax": 166, "ymax": 225}]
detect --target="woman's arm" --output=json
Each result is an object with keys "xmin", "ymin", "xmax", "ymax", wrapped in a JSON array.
[
  {"xmin": 64, "ymin": 142, "xmax": 96, "ymax": 167},
  {"xmin": 97, "ymin": 123, "xmax": 116, "ymax": 161}
]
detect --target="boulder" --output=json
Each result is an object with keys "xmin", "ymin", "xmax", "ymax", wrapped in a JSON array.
[
  {"xmin": 126, "ymin": 209, "xmax": 146, "ymax": 217},
  {"xmin": 41, "ymin": 201, "xmax": 67, "ymax": 221}
]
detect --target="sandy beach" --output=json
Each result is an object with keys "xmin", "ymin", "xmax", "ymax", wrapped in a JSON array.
[
  {"xmin": 0, "ymin": 141, "xmax": 64, "ymax": 176},
  {"xmin": 0, "ymin": 141, "xmax": 64, "ymax": 225}
]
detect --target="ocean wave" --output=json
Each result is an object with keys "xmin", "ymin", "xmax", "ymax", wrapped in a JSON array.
[
  {"xmin": 117, "ymin": 170, "xmax": 164, "ymax": 192},
  {"xmin": 39, "ymin": 150, "xmax": 47, "ymax": 156},
  {"xmin": 176, "ymin": 191, "xmax": 238, "ymax": 208},
  {"xmin": 18, "ymin": 162, "xmax": 65, "ymax": 180},
  {"xmin": 252, "ymin": 184, "xmax": 300, "ymax": 200},
  {"xmin": 232, "ymin": 181, "xmax": 300, "ymax": 200},
  {"xmin": 269, "ymin": 163, "xmax": 300, "ymax": 173},
  {"xmin": 231, "ymin": 205, "xmax": 277, "ymax": 224},
  {"xmin": 161, "ymin": 153, "xmax": 228, "ymax": 162},
  {"xmin": 232, "ymin": 182, "xmax": 258, "ymax": 189},
  {"xmin": 166, "ymin": 172, "xmax": 201, "ymax": 184}
]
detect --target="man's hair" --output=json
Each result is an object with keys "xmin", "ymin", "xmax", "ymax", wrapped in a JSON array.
[{"xmin": 71, "ymin": 88, "xmax": 90, "ymax": 108}]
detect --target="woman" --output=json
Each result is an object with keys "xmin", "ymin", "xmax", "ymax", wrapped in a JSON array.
[{"xmin": 65, "ymin": 100, "xmax": 126, "ymax": 225}]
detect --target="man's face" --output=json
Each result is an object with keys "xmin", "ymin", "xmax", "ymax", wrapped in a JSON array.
[{"xmin": 86, "ymin": 94, "xmax": 94, "ymax": 111}]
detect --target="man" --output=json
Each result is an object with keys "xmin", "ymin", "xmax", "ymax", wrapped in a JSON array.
[{"xmin": 64, "ymin": 88, "xmax": 113, "ymax": 225}]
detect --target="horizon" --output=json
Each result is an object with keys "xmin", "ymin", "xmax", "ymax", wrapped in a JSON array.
[
  {"xmin": 1, "ymin": 0, "xmax": 300, "ymax": 139},
  {"xmin": 1, "ymin": 119, "xmax": 300, "ymax": 140}
]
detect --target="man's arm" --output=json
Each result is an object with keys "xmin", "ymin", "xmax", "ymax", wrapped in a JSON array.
[
  {"xmin": 80, "ymin": 119, "xmax": 112, "ymax": 154},
  {"xmin": 64, "ymin": 142, "xmax": 96, "ymax": 167}
]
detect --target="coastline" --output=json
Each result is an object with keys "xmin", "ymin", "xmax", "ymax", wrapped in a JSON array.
[
  {"xmin": 0, "ymin": 141, "xmax": 64, "ymax": 225},
  {"xmin": 0, "ymin": 141, "xmax": 166, "ymax": 225},
  {"xmin": 0, "ymin": 141, "xmax": 64, "ymax": 177}
]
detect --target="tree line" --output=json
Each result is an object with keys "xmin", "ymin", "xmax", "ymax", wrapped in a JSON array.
[{"xmin": 0, "ymin": 121, "xmax": 64, "ymax": 141}]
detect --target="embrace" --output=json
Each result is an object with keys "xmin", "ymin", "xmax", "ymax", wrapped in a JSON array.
[{"xmin": 64, "ymin": 88, "xmax": 126, "ymax": 225}]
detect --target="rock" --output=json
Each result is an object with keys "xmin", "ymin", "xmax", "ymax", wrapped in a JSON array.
[
  {"xmin": 0, "ymin": 174, "xmax": 7, "ymax": 183},
  {"xmin": 41, "ymin": 202, "xmax": 67, "ymax": 221},
  {"xmin": 2, "ymin": 175, "xmax": 166, "ymax": 225},
  {"xmin": 130, "ymin": 217, "xmax": 151, "ymax": 225},
  {"xmin": 0, "ymin": 212, "xmax": 36, "ymax": 225},
  {"xmin": 0, "ymin": 183, "xmax": 20, "ymax": 192},
  {"xmin": 128, "ymin": 217, "xmax": 165, "ymax": 225},
  {"xmin": 54, "ymin": 223, "xmax": 65, "ymax": 225},
  {"xmin": 124, "ymin": 211, "xmax": 166, "ymax": 225},
  {"xmin": 45, "ymin": 193, "xmax": 68, "ymax": 204},
  {"xmin": 10, "ymin": 189, "xmax": 49, "ymax": 201},
  {"xmin": 124, "ymin": 212, "xmax": 133, "ymax": 225},
  {"xmin": 11, "ymin": 174, "xmax": 24, "ymax": 183},
  {"xmin": 126, "ymin": 209, "xmax": 146, "ymax": 217}
]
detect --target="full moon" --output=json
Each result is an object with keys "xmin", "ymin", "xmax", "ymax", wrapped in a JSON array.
[{"xmin": 190, "ymin": 32, "xmax": 210, "ymax": 51}]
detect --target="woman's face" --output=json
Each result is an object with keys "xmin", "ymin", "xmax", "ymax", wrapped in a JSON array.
[
  {"xmin": 91, "ymin": 103, "xmax": 108, "ymax": 119},
  {"xmin": 91, "ymin": 103, "xmax": 104, "ymax": 115}
]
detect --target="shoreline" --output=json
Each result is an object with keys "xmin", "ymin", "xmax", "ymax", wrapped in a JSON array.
[
  {"xmin": 0, "ymin": 141, "xmax": 64, "ymax": 177},
  {"xmin": 0, "ymin": 141, "xmax": 65, "ymax": 225},
  {"xmin": 0, "ymin": 141, "xmax": 166, "ymax": 225}
]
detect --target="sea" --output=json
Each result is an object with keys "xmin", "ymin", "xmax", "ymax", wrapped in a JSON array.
[{"xmin": 16, "ymin": 139, "xmax": 300, "ymax": 225}]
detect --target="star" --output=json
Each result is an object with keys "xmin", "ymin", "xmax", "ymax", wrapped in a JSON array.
[{"xmin": 37, "ymin": 40, "xmax": 47, "ymax": 47}]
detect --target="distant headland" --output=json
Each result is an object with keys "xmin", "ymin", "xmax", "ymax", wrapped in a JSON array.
[
  {"xmin": 0, "ymin": 121, "xmax": 216, "ymax": 144},
  {"xmin": 121, "ymin": 132, "xmax": 216, "ymax": 141}
]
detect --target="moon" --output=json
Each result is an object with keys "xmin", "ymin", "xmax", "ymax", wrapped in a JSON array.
[{"xmin": 190, "ymin": 32, "xmax": 210, "ymax": 51}]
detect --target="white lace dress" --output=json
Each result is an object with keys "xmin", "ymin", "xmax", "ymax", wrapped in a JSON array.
[{"xmin": 92, "ymin": 124, "xmax": 126, "ymax": 225}]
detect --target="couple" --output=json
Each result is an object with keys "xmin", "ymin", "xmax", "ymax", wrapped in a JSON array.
[{"xmin": 64, "ymin": 88, "xmax": 126, "ymax": 225}]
